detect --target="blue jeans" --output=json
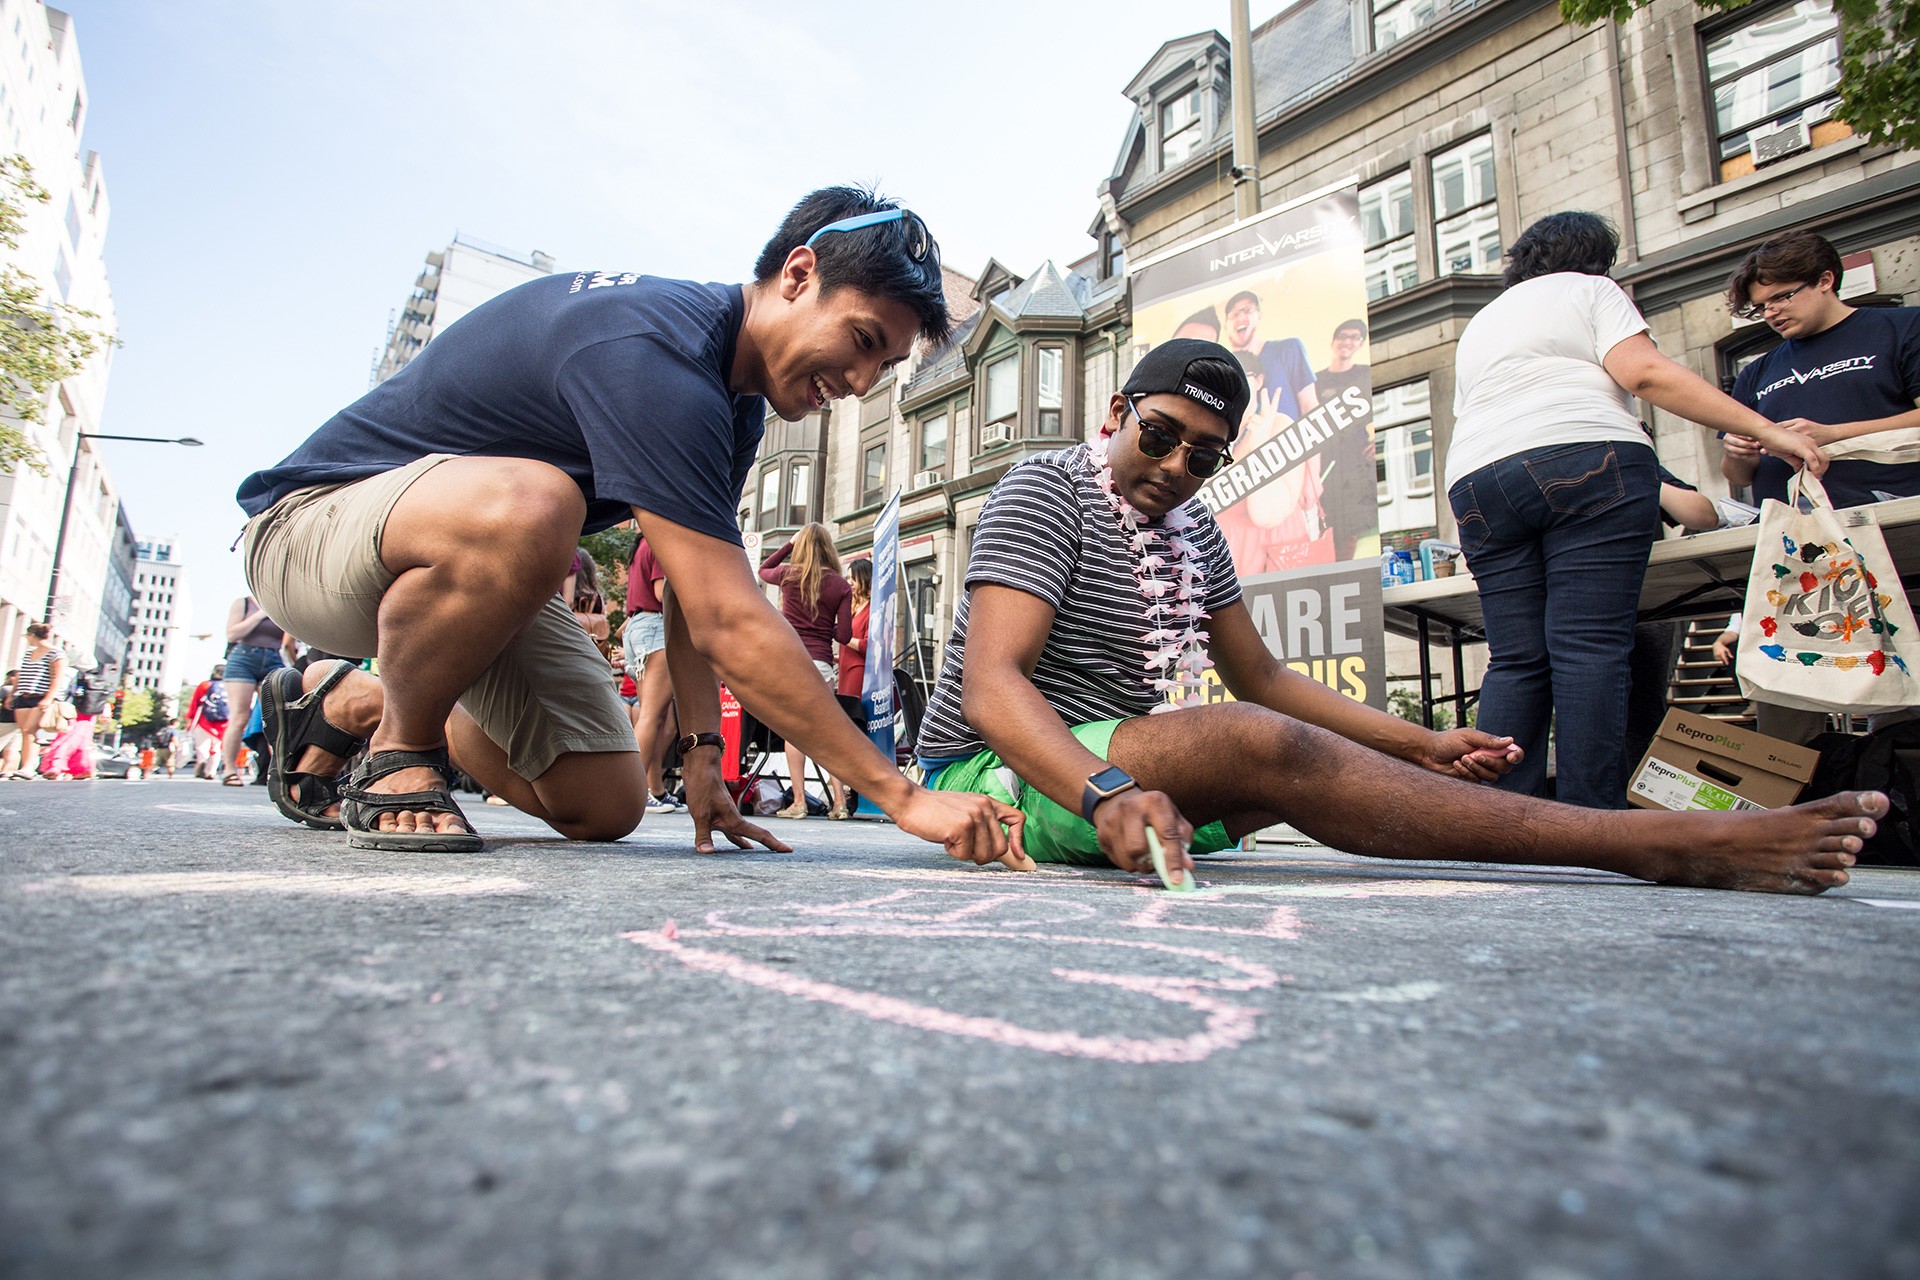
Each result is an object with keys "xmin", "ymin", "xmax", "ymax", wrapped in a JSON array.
[
  {"xmin": 223, "ymin": 642, "xmax": 284, "ymax": 686},
  {"xmin": 1449, "ymin": 440, "xmax": 1659, "ymax": 808}
]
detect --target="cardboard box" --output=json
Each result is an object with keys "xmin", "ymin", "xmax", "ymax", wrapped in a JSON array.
[{"xmin": 1628, "ymin": 709, "xmax": 1820, "ymax": 812}]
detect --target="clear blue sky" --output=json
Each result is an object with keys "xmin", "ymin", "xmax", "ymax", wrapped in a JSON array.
[{"xmin": 65, "ymin": 0, "xmax": 1243, "ymax": 678}]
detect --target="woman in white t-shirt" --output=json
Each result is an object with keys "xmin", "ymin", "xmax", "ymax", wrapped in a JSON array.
[{"xmin": 1447, "ymin": 212, "xmax": 1825, "ymax": 808}]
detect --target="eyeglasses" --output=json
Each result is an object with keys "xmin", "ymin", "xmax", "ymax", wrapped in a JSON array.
[
  {"xmin": 1127, "ymin": 398, "xmax": 1233, "ymax": 478},
  {"xmin": 1733, "ymin": 281, "xmax": 1811, "ymax": 321},
  {"xmin": 803, "ymin": 208, "xmax": 938, "ymax": 267}
]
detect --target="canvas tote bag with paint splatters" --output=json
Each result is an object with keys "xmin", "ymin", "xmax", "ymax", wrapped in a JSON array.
[{"xmin": 1736, "ymin": 471, "xmax": 1920, "ymax": 715}]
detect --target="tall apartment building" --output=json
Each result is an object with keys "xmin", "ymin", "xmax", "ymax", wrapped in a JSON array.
[
  {"xmin": 126, "ymin": 538, "xmax": 189, "ymax": 693},
  {"xmin": 373, "ymin": 234, "xmax": 556, "ymax": 384},
  {"xmin": 0, "ymin": 2, "xmax": 120, "ymax": 674}
]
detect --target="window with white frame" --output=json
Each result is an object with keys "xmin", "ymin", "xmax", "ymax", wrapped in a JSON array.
[
  {"xmin": 1361, "ymin": 170, "xmax": 1418, "ymax": 301},
  {"xmin": 786, "ymin": 458, "xmax": 812, "ymax": 527},
  {"xmin": 1373, "ymin": 0, "xmax": 1443, "ymax": 52},
  {"xmin": 1431, "ymin": 134, "xmax": 1500, "ymax": 277},
  {"xmin": 1159, "ymin": 87, "xmax": 1203, "ymax": 170},
  {"xmin": 919, "ymin": 410, "xmax": 948, "ymax": 472},
  {"xmin": 1083, "ymin": 344, "xmax": 1115, "ymax": 435},
  {"xmin": 984, "ymin": 352, "xmax": 1020, "ymax": 425},
  {"xmin": 1704, "ymin": 0, "xmax": 1844, "ymax": 182},
  {"xmin": 1036, "ymin": 346, "xmax": 1065, "ymax": 435},
  {"xmin": 1373, "ymin": 380, "xmax": 1435, "ymax": 536},
  {"xmin": 758, "ymin": 466, "xmax": 779, "ymax": 516},
  {"xmin": 862, "ymin": 443, "xmax": 887, "ymax": 505}
]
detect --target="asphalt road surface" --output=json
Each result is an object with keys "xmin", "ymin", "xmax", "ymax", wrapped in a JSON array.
[{"xmin": 3, "ymin": 776, "xmax": 1916, "ymax": 1279}]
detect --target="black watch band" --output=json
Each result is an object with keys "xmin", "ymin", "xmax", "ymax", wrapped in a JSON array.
[
  {"xmin": 1080, "ymin": 765, "xmax": 1137, "ymax": 824},
  {"xmin": 676, "ymin": 732, "xmax": 725, "ymax": 757}
]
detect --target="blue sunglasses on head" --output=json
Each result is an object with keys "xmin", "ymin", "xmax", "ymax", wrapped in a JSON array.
[{"xmin": 803, "ymin": 208, "xmax": 936, "ymax": 265}]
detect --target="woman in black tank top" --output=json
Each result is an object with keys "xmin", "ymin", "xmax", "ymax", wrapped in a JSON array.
[{"xmin": 221, "ymin": 595, "xmax": 292, "ymax": 785}]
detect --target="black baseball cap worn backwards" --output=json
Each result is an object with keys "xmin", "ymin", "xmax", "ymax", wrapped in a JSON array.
[{"xmin": 1121, "ymin": 337, "xmax": 1251, "ymax": 439}]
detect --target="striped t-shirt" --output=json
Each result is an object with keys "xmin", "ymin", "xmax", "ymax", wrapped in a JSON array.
[
  {"xmin": 916, "ymin": 445, "xmax": 1242, "ymax": 762},
  {"xmin": 13, "ymin": 651, "xmax": 56, "ymax": 699}
]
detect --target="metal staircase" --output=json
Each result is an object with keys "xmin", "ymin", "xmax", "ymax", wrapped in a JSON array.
[{"xmin": 1666, "ymin": 616, "xmax": 1755, "ymax": 726}]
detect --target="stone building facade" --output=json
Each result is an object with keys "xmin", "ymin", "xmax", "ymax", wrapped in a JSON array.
[
  {"xmin": 1103, "ymin": 0, "xmax": 1918, "ymax": 533},
  {"xmin": 738, "ymin": 0, "xmax": 1915, "ymax": 706}
]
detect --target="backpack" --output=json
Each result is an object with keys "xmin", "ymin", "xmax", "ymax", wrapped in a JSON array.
[
  {"xmin": 1804, "ymin": 721, "xmax": 1920, "ymax": 866},
  {"xmin": 201, "ymin": 680, "xmax": 230, "ymax": 724},
  {"xmin": 73, "ymin": 672, "xmax": 112, "ymax": 717}
]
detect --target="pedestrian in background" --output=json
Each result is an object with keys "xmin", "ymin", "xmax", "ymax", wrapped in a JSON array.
[
  {"xmin": 7, "ymin": 623, "xmax": 64, "ymax": 780},
  {"xmin": 829, "ymin": 557, "xmax": 873, "ymax": 819},
  {"xmin": 1446, "ymin": 211, "xmax": 1825, "ymax": 808},
  {"xmin": 759, "ymin": 522, "xmax": 851, "ymax": 819},
  {"xmin": 0, "ymin": 669, "xmax": 18, "ymax": 776},
  {"xmin": 40, "ymin": 664, "xmax": 110, "ymax": 780},
  {"xmin": 221, "ymin": 595, "xmax": 293, "ymax": 786},
  {"xmin": 187, "ymin": 662, "xmax": 229, "ymax": 780},
  {"xmin": 569, "ymin": 550, "xmax": 612, "ymax": 649},
  {"xmin": 624, "ymin": 535, "xmax": 680, "ymax": 813}
]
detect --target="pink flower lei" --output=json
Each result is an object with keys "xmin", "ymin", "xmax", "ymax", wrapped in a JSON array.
[{"xmin": 1085, "ymin": 430, "xmax": 1215, "ymax": 712}]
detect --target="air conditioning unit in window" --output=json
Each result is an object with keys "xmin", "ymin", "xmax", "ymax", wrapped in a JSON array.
[
  {"xmin": 1751, "ymin": 118, "xmax": 1812, "ymax": 167},
  {"xmin": 912, "ymin": 469, "xmax": 942, "ymax": 490},
  {"xmin": 981, "ymin": 422, "xmax": 1013, "ymax": 447}
]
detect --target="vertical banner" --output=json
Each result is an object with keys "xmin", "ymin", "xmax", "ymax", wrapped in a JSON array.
[
  {"xmin": 861, "ymin": 490, "xmax": 901, "ymax": 763},
  {"xmin": 1128, "ymin": 183, "xmax": 1386, "ymax": 708}
]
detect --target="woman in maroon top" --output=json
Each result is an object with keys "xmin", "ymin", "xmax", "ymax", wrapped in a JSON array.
[
  {"xmin": 759, "ymin": 523, "xmax": 850, "ymax": 819},
  {"xmin": 830, "ymin": 558, "xmax": 873, "ymax": 819}
]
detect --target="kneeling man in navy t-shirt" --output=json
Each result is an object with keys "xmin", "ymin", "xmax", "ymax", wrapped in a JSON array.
[{"xmin": 237, "ymin": 187, "xmax": 1022, "ymax": 862}]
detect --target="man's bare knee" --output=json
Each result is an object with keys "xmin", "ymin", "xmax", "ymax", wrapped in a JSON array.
[
  {"xmin": 554, "ymin": 792, "xmax": 645, "ymax": 842},
  {"xmin": 535, "ymin": 753, "xmax": 646, "ymax": 841}
]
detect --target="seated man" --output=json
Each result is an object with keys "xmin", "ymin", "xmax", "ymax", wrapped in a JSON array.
[
  {"xmin": 915, "ymin": 338, "xmax": 1884, "ymax": 893},
  {"xmin": 239, "ymin": 187, "xmax": 1021, "ymax": 863}
]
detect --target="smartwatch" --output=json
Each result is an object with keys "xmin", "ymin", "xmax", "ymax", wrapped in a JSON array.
[
  {"xmin": 1080, "ymin": 764, "xmax": 1137, "ymax": 824},
  {"xmin": 676, "ymin": 732, "xmax": 726, "ymax": 757}
]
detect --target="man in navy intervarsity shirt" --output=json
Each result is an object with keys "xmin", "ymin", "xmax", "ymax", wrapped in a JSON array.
[
  {"xmin": 1721, "ymin": 230, "xmax": 1920, "ymax": 506},
  {"xmin": 237, "ymin": 187, "xmax": 1022, "ymax": 863}
]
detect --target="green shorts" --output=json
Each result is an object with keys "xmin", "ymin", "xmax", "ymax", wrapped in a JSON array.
[{"xmin": 925, "ymin": 719, "xmax": 1233, "ymax": 866}]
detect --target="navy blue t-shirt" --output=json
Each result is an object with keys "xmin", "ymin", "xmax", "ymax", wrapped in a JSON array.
[
  {"xmin": 1730, "ymin": 306, "xmax": 1920, "ymax": 506},
  {"xmin": 237, "ymin": 273, "xmax": 766, "ymax": 540}
]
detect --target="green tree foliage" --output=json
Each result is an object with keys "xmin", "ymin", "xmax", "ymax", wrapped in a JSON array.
[
  {"xmin": 117, "ymin": 687, "xmax": 168, "ymax": 742},
  {"xmin": 1, "ymin": 154, "xmax": 116, "ymax": 476},
  {"xmin": 580, "ymin": 527, "xmax": 638, "ymax": 586},
  {"xmin": 1562, "ymin": 0, "xmax": 1920, "ymax": 151}
]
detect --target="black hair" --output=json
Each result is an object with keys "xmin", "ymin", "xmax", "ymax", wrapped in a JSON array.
[
  {"xmin": 1725, "ymin": 231, "xmax": 1844, "ymax": 311},
  {"xmin": 753, "ymin": 185, "xmax": 953, "ymax": 345},
  {"xmin": 1232, "ymin": 349, "xmax": 1263, "ymax": 379},
  {"xmin": 1183, "ymin": 356, "xmax": 1252, "ymax": 441},
  {"xmin": 1177, "ymin": 306, "xmax": 1221, "ymax": 336},
  {"xmin": 1333, "ymin": 318, "xmax": 1368, "ymax": 338},
  {"xmin": 1501, "ymin": 212, "xmax": 1619, "ymax": 287}
]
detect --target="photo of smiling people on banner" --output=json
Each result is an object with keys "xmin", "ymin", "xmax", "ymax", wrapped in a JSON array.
[
  {"xmin": 1127, "ymin": 185, "xmax": 1386, "ymax": 708},
  {"xmin": 1129, "ymin": 188, "xmax": 1378, "ymax": 581}
]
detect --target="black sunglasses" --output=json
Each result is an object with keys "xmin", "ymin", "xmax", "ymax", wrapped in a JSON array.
[{"xmin": 1127, "ymin": 398, "xmax": 1233, "ymax": 478}]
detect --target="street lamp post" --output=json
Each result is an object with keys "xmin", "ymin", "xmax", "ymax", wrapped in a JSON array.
[{"xmin": 42, "ymin": 431, "xmax": 202, "ymax": 634}]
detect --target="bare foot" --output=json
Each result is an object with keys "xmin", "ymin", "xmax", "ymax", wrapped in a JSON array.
[{"xmin": 1645, "ymin": 791, "xmax": 1887, "ymax": 894}]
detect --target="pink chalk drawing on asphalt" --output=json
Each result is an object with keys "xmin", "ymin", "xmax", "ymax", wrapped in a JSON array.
[{"xmin": 621, "ymin": 879, "xmax": 1526, "ymax": 1065}]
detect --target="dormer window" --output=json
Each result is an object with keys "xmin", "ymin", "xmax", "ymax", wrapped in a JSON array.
[{"xmin": 1159, "ymin": 88, "xmax": 1203, "ymax": 169}]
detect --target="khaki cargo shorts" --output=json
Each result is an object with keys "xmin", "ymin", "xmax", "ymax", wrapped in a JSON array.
[{"xmin": 241, "ymin": 454, "xmax": 637, "ymax": 781}]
